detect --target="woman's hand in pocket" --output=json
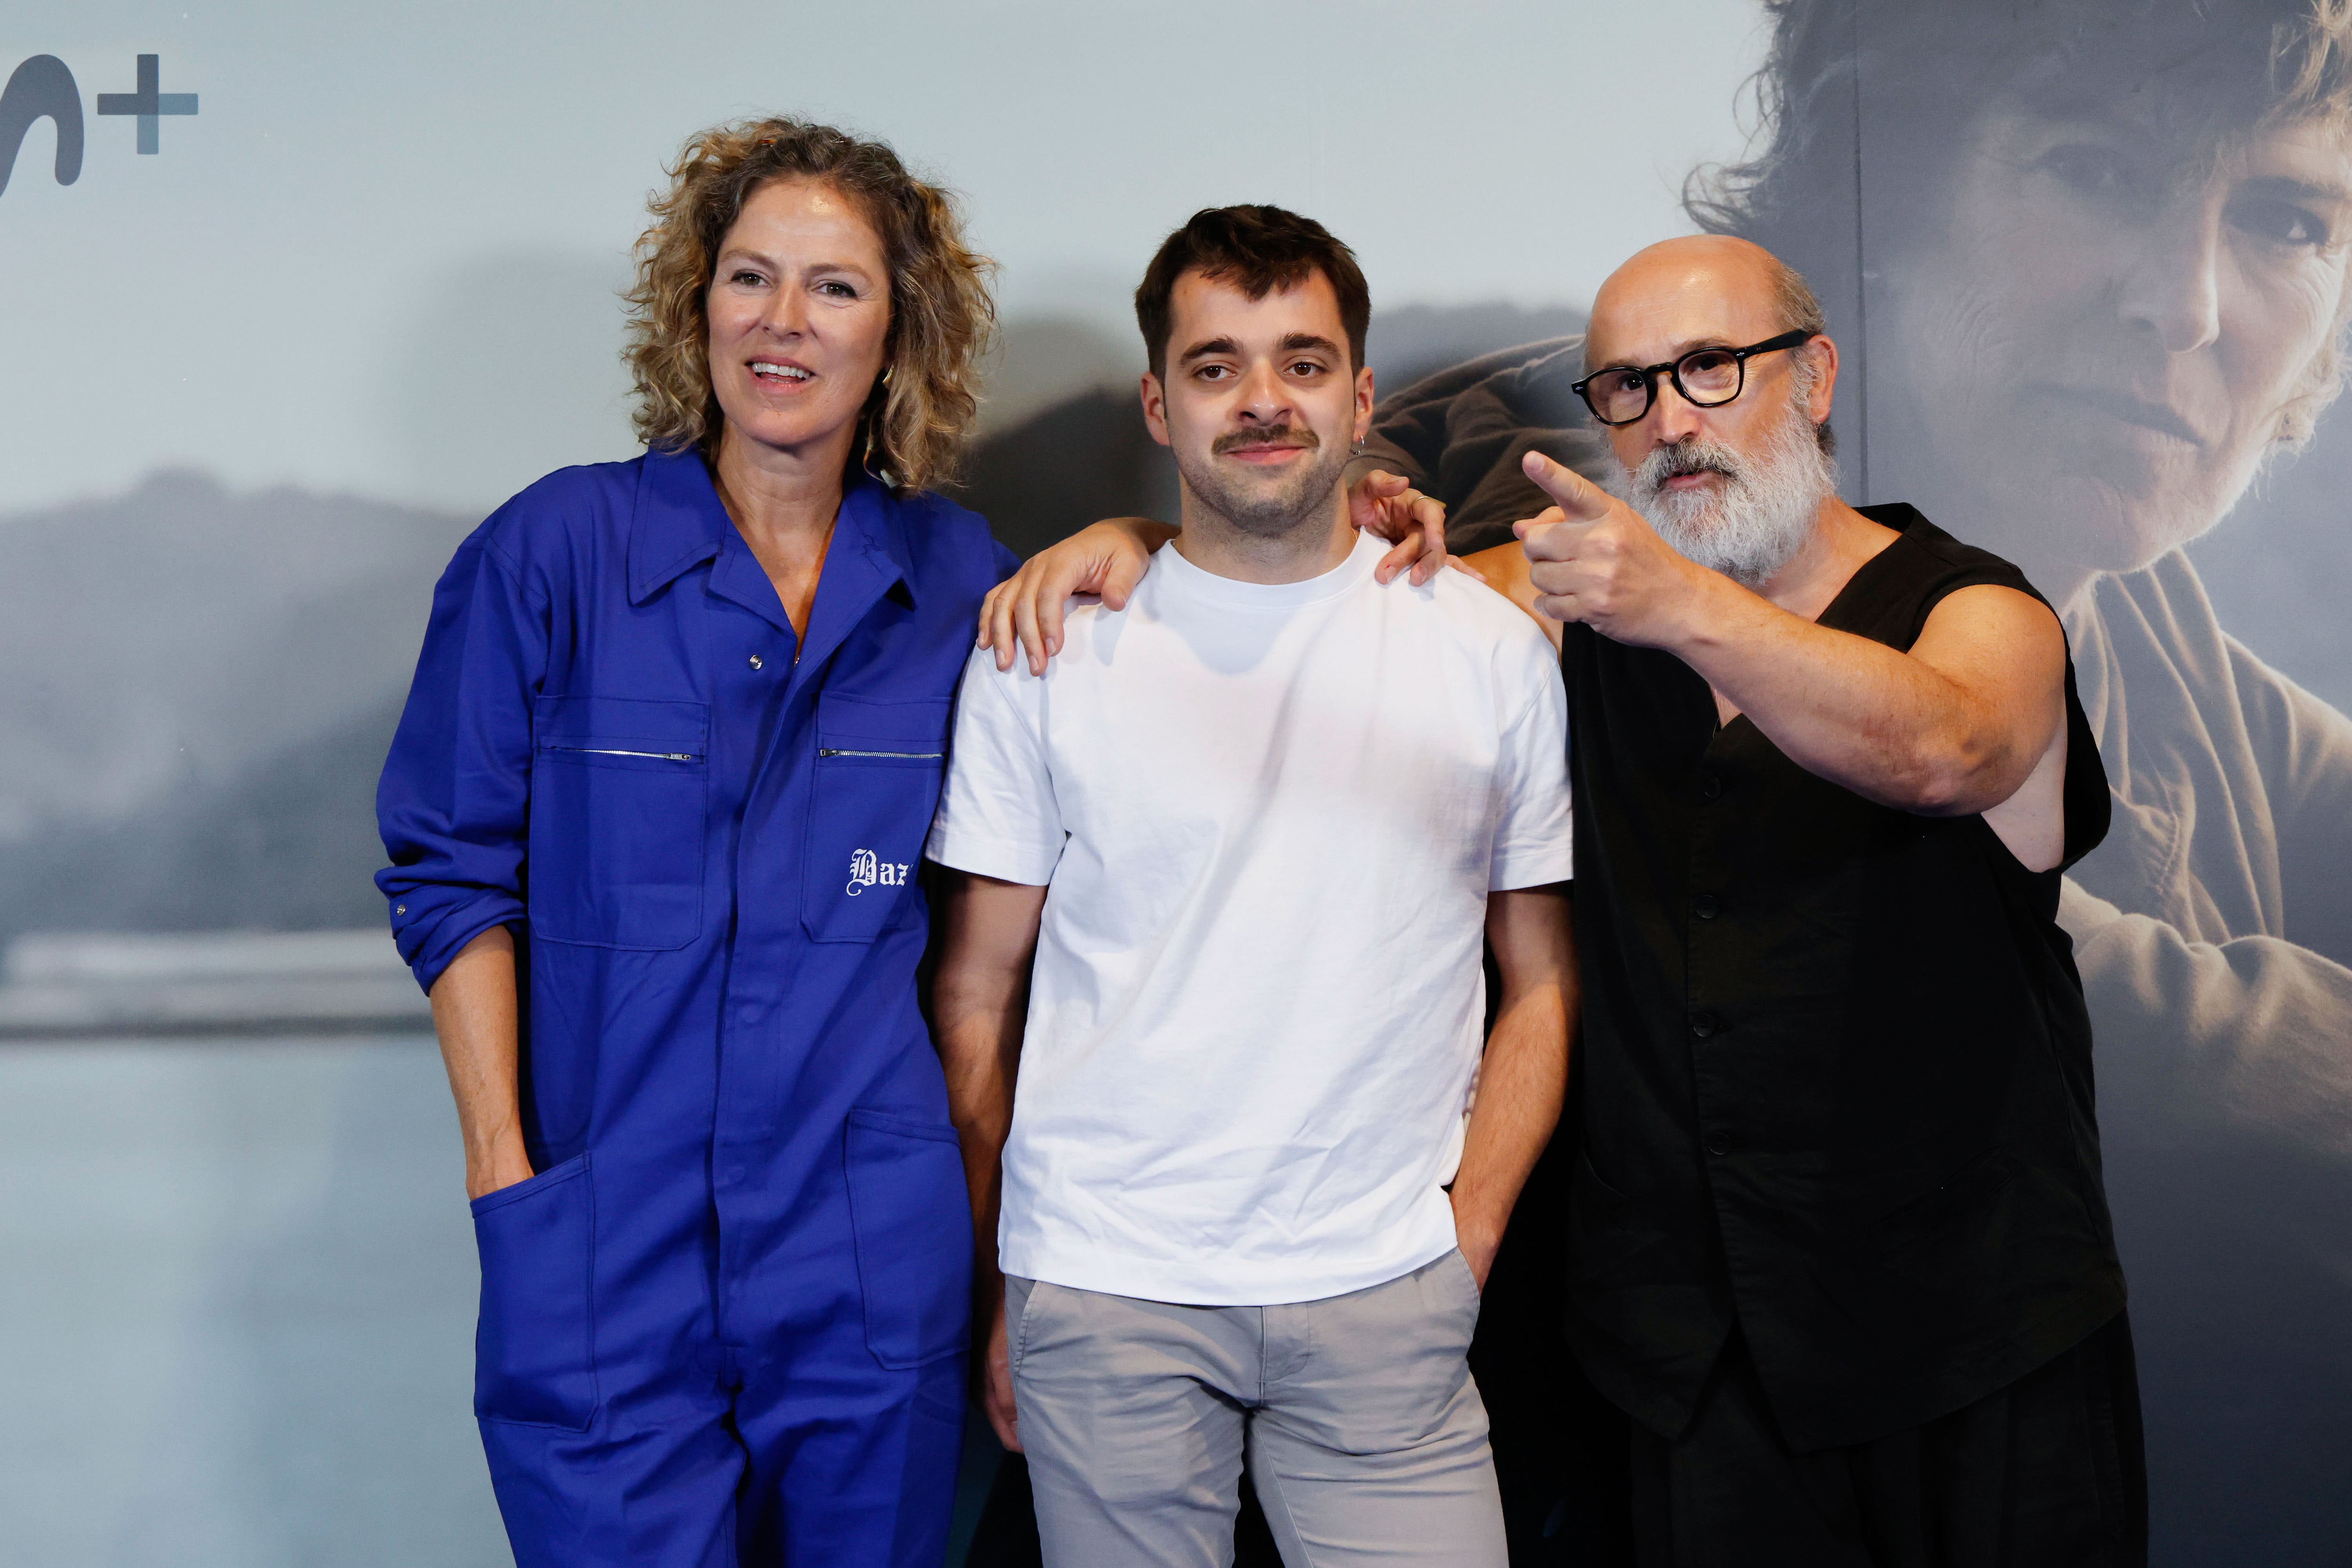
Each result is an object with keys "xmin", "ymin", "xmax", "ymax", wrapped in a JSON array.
[{"xmin": 466, "ymin": 1136, "xmax": 537, "ymax": 1202}]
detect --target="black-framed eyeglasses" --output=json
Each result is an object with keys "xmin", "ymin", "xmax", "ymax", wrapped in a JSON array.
[{"xmin": 1569, "ymin": 329, "xmax": 1817, "ymax": 427}]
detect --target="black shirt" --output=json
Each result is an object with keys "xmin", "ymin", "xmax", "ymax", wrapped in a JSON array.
[{"xmin": 1562, "ymin": 506, "xmax": 2126, "ymax": 1451}]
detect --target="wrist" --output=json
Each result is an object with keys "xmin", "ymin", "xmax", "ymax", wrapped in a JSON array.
[
  {"xmin": 1663, "ymin": 559, "xmax": 1739, "ymax": 655},
  {"xmin": 1449, "ymin": 1190, "xmax": 1504, "ymax": 1257},
  {"xmin": 464, "ymin": 1121, "xmax": 525, "ymax": 1165},
  {"xmin": 463, "ymin": 1130, "xmax": 532, "ymax": 1199}
]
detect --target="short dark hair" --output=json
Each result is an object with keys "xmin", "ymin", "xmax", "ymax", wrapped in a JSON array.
[{"xmin": 1134, "ymin": 205, "xmax": 1371, "ymax": 379}]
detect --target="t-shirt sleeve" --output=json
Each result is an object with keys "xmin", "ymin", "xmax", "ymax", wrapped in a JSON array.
[
  {"xmin": 1490, "ymin": 657, "xmax": 1574, "ymax": 891},
  {"xmin": 924, "ymin": 649, "xmax": 1065, "ymax": 886}
]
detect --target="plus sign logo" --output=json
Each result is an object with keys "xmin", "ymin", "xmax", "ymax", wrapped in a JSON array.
[
  {"xmin": 0, "ymin": 52, "xmax": 201, "ymax": 198},
  {"xmin": 97, "ymin": 55, "xmax": 199, "ymax": 155}
]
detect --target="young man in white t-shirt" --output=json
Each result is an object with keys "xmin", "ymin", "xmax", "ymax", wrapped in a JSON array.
[{"xmin": 926, "ymin": 205, "xmax": 1574, "ymax": 1568}]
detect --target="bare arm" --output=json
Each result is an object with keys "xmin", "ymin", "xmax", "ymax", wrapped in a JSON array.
[
  {"xmin": 1517, "ymin": 453, "xmax": 2064, "ymax": 821},
  {"xmin": 1451, "ymin": 884, "xmax": 1576, "ymax": 1289},
  {"xmin": 428, "ymin": 924, "xmax": 534, "ymax": 1202},
  {"xmin": 974, "ymin": 472, "xmax": 1455, "ymax": 675},
  {"xmin": 930, "ymin": 868, "xmax": 1050, "ymax": 1450},
  {"xmin": 1671, "ymin": 576, "xmax": 2063, "ymax": 818}
]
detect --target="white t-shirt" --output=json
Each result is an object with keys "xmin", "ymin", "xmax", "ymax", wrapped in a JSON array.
[{"xmin": 925, "ymin": 532, "xmax": 1572, "ymax": 1305}]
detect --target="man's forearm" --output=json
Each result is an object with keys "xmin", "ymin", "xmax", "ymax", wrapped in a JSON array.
[
  {"xmin": 935, "ymin": 995, "xmax": 1021, "ymax": 1278},
  {"xmin": 428, "ymin": 923, "xmax": 533, "ymax": 1200},
  {"xmin": 930, "ymin": 873, "xmax": 1049, "ymax": 1270},
  {"xmin": 1669, "ymin": 577, "xmax": 2054, "ymax": 815},
  {"xmin": 1451, "ymin": 984, "xmax": 1569, "ymax": 1274},
  {"xmin": 1453, "ymin": 887, "xmax": 1576, "ymax": 1282}
]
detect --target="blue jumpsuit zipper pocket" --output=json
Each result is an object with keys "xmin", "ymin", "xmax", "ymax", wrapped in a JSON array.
[
  {"xmin": 528, "ymin": 694, "xmax": 710, "ymax": 950},
  {"xmin": 802, "ymin": 694, "xmax": 951, "ymax": 944}
]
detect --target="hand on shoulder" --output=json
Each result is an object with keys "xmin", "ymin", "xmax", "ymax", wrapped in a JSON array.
[{"xmin": 977, "ymin": 519, "xmax": 1173, "ymax": 676}]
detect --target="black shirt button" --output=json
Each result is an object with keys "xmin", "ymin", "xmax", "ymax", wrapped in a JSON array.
[
  {"xmin": 1693, "ymin": 893, "xmax": 1720, "ymax": 920},
  {"xmin": 1691, "ymin": 1010, "xmax": 1720, "ymax": 1039},
  {"xmin": 1704, "ymin": 1130, "xmax": 1737, "ymax": 1157},
  {"xmin": 1699, "ymin": 772, "xmax": 1724, "ymax": 803}
]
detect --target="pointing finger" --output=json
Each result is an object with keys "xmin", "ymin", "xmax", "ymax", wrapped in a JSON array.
[{"xmin": 1521, "ymin": 451, "xmax": 1612, "ymax": 521}]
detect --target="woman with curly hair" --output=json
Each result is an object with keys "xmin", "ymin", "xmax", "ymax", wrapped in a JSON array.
[{"xmin": 375, "ymin": 117, "xmax": 1009, "ymax": 1567}]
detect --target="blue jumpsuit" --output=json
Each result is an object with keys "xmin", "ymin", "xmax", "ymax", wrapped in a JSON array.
[{"xmin": 376, "ymin": 448, "xmax": 1014, "ymax": 1567}]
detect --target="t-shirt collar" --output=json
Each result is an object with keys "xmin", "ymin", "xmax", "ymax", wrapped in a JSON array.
[{"xmin": 1152, "ymin": 528, "xmax": 1383, "ymax": 613}]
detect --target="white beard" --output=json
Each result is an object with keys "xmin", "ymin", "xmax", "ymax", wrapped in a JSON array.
[{"xmin": 1603, "ymin": 399, "xmax": 1839, "ymax": 589}]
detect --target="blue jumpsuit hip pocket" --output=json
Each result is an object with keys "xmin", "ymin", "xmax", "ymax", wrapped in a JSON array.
[
  {"xmin": 528, "ymin": 694, "xmax": 708, "ymax": 950},
  {"xmin": 470, "ymin": 1151, "xmax": 599, "ymax": 1430},
  {"xmin": 802, "ymin": 694, "xmax": 950, "ymax": 944},
  {"xmin": 842, "ymin": 1110, "xmax": 974, "ymax": 1369}
]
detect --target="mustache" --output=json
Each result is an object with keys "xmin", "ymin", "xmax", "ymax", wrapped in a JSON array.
[
  {"xmin": 1637, "ymin": 438, "xmax": 1744, "ymax": 493},
  {"xmin": 1211, "ymin": 424, "xmax": 1321, "ymax": 457}
]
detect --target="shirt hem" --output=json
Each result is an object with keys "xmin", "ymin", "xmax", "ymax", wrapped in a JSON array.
[
  {"xmin": 1490, "ymin": 850, "xmax": 1575, "ymax": 891},
  {"xmin": 1004, "ymin": 1235, "xmax": 1459, "ymax": 1308},
  {"xmin": 924, "ymin": 832, "xmax": 1058, "ymax": 887}
]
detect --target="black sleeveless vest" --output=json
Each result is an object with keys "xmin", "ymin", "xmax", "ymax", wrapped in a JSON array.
[{"xmin": 1561, "ymin": 505, "xmax": 2125, "ymax": 1451}]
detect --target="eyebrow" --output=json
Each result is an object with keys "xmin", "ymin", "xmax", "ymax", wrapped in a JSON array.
[
  {"xmin": 2239, "ymin": 173, "xmax": 2352, "ymax": 208},
  {"xmin": 1593, "ymin": 335, "xmax": 1740, "ymax": 374},
  {"xmin": 1177, "ymin": 332, "xmax": 1343, "ymax": 366},
  {"xmin": 714, "ymin": 246, "xmax": 877, "ymax": 279}
]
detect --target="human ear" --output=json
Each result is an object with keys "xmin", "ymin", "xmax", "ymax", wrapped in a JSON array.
[
  {"xmin": 1140, "ymin": 372, "xmax": 1172, "ymax": 449},
  {"xmin": 1800, "ymin": 335, "xmax": 1840, "ymax": 427}
]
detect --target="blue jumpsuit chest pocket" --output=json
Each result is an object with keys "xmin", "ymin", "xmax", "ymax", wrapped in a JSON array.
[
  {"xmin": 802, "ymin": 692, "xmax": 950, "ymax": 944},
  {"xmin": 528, "ymin": 695, "xmax": 709, "ymax": 950},
  {"xmin": 842, "ymin": 1110, "xmax": 974, "ymax": 1369},
  {"xmin": 470, "ymin": 1152, "xmax": 598, "ymax": 1430}
]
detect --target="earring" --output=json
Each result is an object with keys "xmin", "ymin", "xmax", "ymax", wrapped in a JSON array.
[{"xmin": 880, "ymin": 365, "xmax": 895, "ymax": 388}]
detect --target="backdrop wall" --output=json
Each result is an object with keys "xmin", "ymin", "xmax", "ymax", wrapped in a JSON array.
[{"xmin": 2, "ymin": 3, "xmax": 2345, "ymax": 1564}]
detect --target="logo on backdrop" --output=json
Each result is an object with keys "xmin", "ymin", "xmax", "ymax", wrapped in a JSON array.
[
  {"xmin": 0, "ymin": 53, "xmax": 199, "ymax": 198},
  {"xmin": 845, "ymin": 850, "xmax": 909, "ymax": 896}
]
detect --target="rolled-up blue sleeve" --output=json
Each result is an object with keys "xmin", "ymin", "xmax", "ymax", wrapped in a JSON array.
[{"xmin": 375, "ymin": 522, "xmax": 548, "ymax": 993}]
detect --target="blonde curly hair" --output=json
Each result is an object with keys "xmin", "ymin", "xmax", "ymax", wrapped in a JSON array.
[{"xmin": 624, "ymin": 117, "xmax": 996, "ymax": 493}]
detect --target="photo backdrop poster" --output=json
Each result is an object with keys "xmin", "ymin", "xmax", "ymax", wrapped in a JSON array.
[{"xmin": 1, "ymin": 2, "xmax": 2346, "ymax": 1564}]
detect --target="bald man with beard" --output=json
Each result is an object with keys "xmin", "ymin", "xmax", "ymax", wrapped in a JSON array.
[{"xmin": 989, "ymin": 236, "xmax": 2143, "ymax": 1567}]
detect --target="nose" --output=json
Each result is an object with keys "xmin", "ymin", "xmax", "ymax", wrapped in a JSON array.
[
  {"xmin": 761, "ymin": 280, "xmax": 811, "ymax": 339},
  {"xmin": 1234, "ymin": 358, "xmax": 1296, "ymax": 424},
  {"xmin": 1642, "ymin": 373, "xmax": 1706, "ymax": 447},
  {"xmin": 2118, "ymin": 197, "xmax": 2223, "ymax": 355}
]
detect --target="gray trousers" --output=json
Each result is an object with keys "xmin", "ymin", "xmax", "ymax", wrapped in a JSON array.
[{"xmin": 1006, "ymin": 1252, "xmax": 1508, "ymax": 1567}]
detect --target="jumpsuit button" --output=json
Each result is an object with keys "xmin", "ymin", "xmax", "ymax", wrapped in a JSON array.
[
  {"xmin": 393, "ymin": 904, "xmax": 405, "ymax": 915},
  {"xmin": 1691, "ymin": 1010, "xmax": 1720, "ymax": 1039},
  {"xmin": 1693, "ymin": 893, "xmax": 1720, "ymax": 920},
  {"xmin": 749, "ymin": 653, "xmax": 764, "ymax": 669},
  {"xmin": 1699, "ymin": 772, "xmax": 1724, "ymax": 803},
  {"xmin": 1705, "ymin": 1129, "xmax": 1738, "ymax": 1157}
]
